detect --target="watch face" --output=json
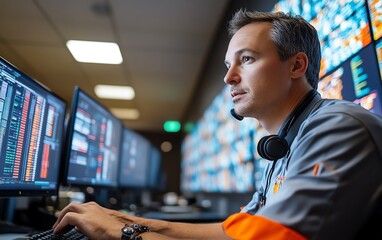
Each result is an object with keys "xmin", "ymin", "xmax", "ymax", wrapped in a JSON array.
[
  {"xmin": 121, "ymin": 224, "xmax": 150, "ymax": 240},
  {"xmin": 122, "ymin": 226, "xmax": 135, "ymax": 236}
]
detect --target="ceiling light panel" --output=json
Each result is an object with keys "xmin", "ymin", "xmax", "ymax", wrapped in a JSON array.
[
  {"xmin": 66, "ymin": 40, "xmax": 123, "ymax": 64},
  {"xmin": 94, "ymin": 85, "xmax": 135, "ymax": 100}
]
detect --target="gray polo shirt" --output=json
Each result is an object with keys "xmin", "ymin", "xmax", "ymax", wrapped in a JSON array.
[{"xmin": 241, "ymin": 98, "xmax": 382, "ymax": 239}]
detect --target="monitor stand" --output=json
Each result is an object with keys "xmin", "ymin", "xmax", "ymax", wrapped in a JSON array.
[{"xmin": 0, "ymin": 198, "xmax": 32, "ymax": 234}]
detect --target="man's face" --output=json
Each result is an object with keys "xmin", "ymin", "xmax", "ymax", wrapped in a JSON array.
[{"xmin": 224, "ymin": 22, "xmax": 293, "ymax": 120}]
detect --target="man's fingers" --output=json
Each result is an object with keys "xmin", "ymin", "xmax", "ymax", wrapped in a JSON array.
[
  {"xmin": 52, "ymin": 203, "xmax": 85, "ymax": 229},
  {"xmin": 53, "ymin": 211, "xmax": 80, "ymax": 234}
]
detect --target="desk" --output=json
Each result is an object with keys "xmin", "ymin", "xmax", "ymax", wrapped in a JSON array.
[
  {"xmin": 0, "ymin": 233, "xmax": 29, "ymax": 240},
  {"xmin": 141, "ymin": 211, "xmax": 227, "ymax": 223}
]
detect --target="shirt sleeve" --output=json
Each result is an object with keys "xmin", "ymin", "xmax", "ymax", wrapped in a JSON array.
[{"xmin": 222, "ymin": 212, "xmax": 307, "ymax": 240}]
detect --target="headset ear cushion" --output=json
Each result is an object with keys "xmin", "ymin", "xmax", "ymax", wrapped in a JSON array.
[
  {"xmin": 257, "ymin": 135, "xmax": 289, "ymax": 161},
  {"xmin": 257, "ymin": 135, "xmax": 270, "ymax": 160}
]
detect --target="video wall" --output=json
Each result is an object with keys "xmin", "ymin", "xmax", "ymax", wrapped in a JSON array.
[
  {"xmin": 275, "ymin": 0, "xmax": 382, "ymax": 115},
  {"xmin": 181, "ymin": 86, "xmax": 268, "ymax": 193},
  {"xmin": 181, "ymin": 0, "xmax": 382, "ymax": 193}
]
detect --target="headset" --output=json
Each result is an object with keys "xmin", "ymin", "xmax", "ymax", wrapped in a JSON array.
[{"xmin": 231, "ymin": 89, "xmax": 319, "ymax": 161}]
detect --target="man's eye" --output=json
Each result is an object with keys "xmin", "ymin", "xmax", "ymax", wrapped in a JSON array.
[{"xmin": 242, "ymin": 56, "xmax": 252, "ymax": 63}]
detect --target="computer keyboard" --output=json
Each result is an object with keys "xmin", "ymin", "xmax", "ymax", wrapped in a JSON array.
[{"xmin": 27, "ymin": 228, "xmax": 87, "ymax": 240}]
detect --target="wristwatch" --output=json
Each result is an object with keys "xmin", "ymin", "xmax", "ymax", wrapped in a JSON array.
[{"xmin": 121, "ymin": 223, "xmax": 150, "ymax": 240}]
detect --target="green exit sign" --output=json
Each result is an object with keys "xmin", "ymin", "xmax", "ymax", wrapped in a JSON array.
[{"xmin": 163, "ymin": 121, "xmax": 181, "ymax": 132}]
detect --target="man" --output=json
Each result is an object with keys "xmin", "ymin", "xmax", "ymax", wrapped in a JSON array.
[{"xmin": 52, "ymin": 9, "xmax": 382, "ymax": 240}]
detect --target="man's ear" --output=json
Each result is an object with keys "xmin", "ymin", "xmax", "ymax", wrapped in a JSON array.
[{"xmin": 290, "ymin": 52, "xmax": 308, "ymax": 79}]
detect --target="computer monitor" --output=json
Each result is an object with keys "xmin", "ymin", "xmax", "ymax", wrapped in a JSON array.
[
  {"xmin": 62, "ymin": 87, "xmax": 122, "ymax": 188},
  {"xmin": 0, "ymin": 57, "xmax": 66, "ymax": 197},
  {"xmin": 147, "ymin": 146, "xmax": 163, "ymax": 190},
  {"xmin": 118, "ymin": 128, "xmax": 152, "ymax": 189}
]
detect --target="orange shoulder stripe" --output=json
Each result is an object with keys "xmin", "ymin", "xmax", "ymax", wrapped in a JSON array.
[{"xmin": 222, "ymin": 212, "xmax": 307, "ymax": 240}]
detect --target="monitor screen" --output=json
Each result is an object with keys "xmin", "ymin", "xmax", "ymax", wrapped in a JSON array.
[
  {"xmin": 118, "ymin": 128, "xmax": 151, "ymax": 188},
  {"xmin": 0, "ymin": 57, "xmax": 66, "ymax": 197},
  {"xmin": 319, "ymin": 4, "xmax": 371, "ymax": 77},
  {"xmin": 367, "ymin": 0, "xmax": 382, "ymax": 41},
  {"xmin": 318, "ymin": 44, "xmax": 382, "ymax": 116},
  {"xmin": 63, "ymin": 87, "xmax": 122, "ymax": 188},
  {"xmin": 147, "ymin": 146, "xmax": 162, "ymax": 190},
  {"xmin": 375, "ymin": 39, "xmax": 382, "ymax": 79}
]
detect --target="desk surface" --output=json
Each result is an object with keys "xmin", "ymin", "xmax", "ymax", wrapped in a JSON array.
[
  {"xmin": 0, "ymin": 233, "xmax": 29, "ymax": 240},
  {"xmin": 141, "ymin": 211, "xmax": 228, "ymax": 223},
  {"xmin": 0, "ymin": 211, "xmax": 228, "ymax": 239}
]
